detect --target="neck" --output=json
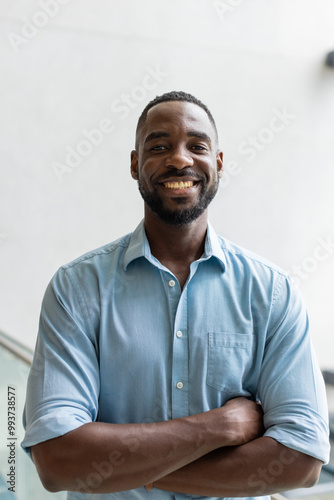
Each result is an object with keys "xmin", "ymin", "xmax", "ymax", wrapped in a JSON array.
[{"xmin": 144, "ymin": 207, "xmax": 208, "ymax": 266}]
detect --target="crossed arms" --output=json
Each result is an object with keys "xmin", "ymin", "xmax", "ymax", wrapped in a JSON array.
[{"xmin": 31, "ymin": 396, "xmax": 321, "ymax": 497}]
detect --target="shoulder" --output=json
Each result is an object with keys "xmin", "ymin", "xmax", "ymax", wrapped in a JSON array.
[
  {"xmin": 47, "ymin": 232, "xmax": 133, "ymax": 297},
  {"xmin": 60, "ymin": 232, "xmax": 132, "ymax": 273},
  {"xmin": 215, "ymin": 235, "xmax": 308, "ymax": 334},
  {"xmin": 218, "ymin": 234, "xmax": 288, "ymax": 279},
  {"xmin": 215, "ymin": 233, "xmax": 294, "ymax": 304}
]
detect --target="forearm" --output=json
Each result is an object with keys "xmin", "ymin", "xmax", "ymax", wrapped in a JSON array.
[
  {"xmin": 32, "ymin": 419, "xmax": 212, "ymax": 493},
  {"xmin": 31, "ymin": 401, "xmax": 259, "ymax": 494},
  {"xmin": 154, "ymin": 437, "xmax": 322, "ymax": 497}
]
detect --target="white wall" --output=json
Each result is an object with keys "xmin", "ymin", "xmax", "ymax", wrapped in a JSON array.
[{"xmin": 1, "ymin": 0, "xmax": 334, "ymax": 367}]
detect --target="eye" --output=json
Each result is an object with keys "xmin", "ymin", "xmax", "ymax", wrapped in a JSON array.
[
  {"xmin": 150, "ymin": 145, "xmax": 167, "ymax": 151},
  {"xmin": 191, "ymin": 144, "xmax": 207, "ymax": 151}
]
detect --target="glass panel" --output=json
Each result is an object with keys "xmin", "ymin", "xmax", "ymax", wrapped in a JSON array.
[{"xmin": 0, "ymin": 342, "xmax": 66, "ymax": 499}]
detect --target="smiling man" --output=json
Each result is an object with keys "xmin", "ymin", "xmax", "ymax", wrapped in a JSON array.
[
  {"xmin": 22, "ymin": 91, "xmax": 330, "ymax": 500},
  {"xmin": 133, "ymin": 98, "xmax": 221, "ymax": 230}
]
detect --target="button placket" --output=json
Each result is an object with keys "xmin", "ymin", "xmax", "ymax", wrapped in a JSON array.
[{"xmin": 171, "ymin": 289, "xmax": 189, "ymax": 419}]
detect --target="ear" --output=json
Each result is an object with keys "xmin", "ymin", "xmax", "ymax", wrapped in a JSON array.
[
  {"xmin": 130, "ymin": 150, "xmax": 138, "ymax": 180},
  {"xmin": 216, "ymin": 150, "xmax": 223, "ymax": 178}
]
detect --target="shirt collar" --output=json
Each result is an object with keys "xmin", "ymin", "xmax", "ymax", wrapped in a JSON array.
[
  {"xmin": 203, "ymin": 221, "xmax": 226, "ymax": 272},
  {"xmin": 123, "ymin": 219, "xmax": 226, "ymax": 272},
  {"xmin": 123, "ymin": 220, "xmax": 150, "ymax": 270}
]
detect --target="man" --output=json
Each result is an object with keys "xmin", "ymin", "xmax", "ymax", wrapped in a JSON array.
[{"xmin": 22, "ymin": 91, "xmax": 330, "ymax": 499}]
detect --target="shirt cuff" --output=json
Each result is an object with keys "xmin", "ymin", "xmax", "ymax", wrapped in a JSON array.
[
  {"xmin": 264, "ymin": 412, "xmax": 330, "ymax": 464},
  {"xmin": 21, "ymin": 406, "xmax": 92, "ymax": 458}
]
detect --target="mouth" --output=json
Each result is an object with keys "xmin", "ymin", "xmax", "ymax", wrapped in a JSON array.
[{"xmin": 162, "ymin": 180, "xmax": 198, "ymax": 190}]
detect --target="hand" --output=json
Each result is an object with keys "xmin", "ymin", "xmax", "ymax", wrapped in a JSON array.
[{"xmin": 222, "ymin": 397, "xmax": 264, "ymax": 446}]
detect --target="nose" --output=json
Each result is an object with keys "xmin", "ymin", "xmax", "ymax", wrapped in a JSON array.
[{"xmin": 165, "ymin": 145, "xmax": 194, "ymax": 170}]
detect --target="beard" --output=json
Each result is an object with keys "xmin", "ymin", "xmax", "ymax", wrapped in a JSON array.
[{"xmin": 137, "ymin": 170, "xmax": 220, "ymax": 226}]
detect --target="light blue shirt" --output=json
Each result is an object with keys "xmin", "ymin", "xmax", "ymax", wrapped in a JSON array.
[{"xmin": 22, "ymin": 220, "xmax": 330, "ymax": 500}]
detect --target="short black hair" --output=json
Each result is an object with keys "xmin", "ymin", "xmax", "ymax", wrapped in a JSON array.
[{"xmin": 135, "ymin": 90, "xmax": 219, "ymax": 149}]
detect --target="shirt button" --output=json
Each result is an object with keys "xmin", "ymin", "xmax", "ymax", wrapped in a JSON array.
[
  {"xmin": 176, "ymin": 381, "xmax": 183, "ymax": 389},
  {"xmin": 168, "ymin": 280, "xmax": 176, "ymax": 287},
  {"xmin": 176, "ymin": 331, "xmax": 183, "ymax": 338}
]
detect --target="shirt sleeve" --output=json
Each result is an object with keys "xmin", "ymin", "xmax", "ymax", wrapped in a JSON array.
[
  {"xmin": 258, "ymin": 274, "xmax": 330, "ymax": 463},
  {"xmin": 21, "ymin": 266, "xmax": 100, "ymax": 457}
]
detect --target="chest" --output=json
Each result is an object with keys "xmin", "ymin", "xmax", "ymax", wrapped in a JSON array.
[
  {"xmin": 96, "ymin": 261, "xmax": 263, "ymax": 423},
  {"xmin": 159, "ymin": 262, "xmax": 191, "ymax": 289}
]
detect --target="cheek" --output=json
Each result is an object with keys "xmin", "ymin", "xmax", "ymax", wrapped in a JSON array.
[
  {"xmin": 138, "ymin": 161, "xmax": 160, "ymax": 181},
  {"xmin": 202, "ymin": 163, "xmax": 217, "ymax": 180},
  {"xmin": 137, "ymin": 168, "xmax": 153, "ymax": 186}
]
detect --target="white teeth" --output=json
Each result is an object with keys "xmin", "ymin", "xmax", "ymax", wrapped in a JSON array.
[{"xmin": 164, "ymin": 181, "xmax": 194, "ymax": 189}]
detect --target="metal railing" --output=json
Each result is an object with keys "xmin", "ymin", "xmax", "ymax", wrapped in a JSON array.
[{"xmin": 0, "ymin": 330, "xmax": 33, "ymax": 365}]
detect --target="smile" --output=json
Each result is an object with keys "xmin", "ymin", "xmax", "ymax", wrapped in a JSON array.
[{"xmin": 163, "ymin": 180, "xmax": 197, "ymax": 190}]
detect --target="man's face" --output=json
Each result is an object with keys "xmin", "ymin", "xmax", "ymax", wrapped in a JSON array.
[{"xmin": 131, "ymin": 101, "xmax": 223, "ymax": 226}]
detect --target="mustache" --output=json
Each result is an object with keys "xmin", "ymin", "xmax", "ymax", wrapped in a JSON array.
[{"xmin": 155, "ymin": 169, "xmax": 204, "ymax": 183}]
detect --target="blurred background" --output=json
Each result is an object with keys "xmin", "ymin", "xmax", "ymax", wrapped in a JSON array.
[{"xmin": 0, "ymin": 0, "xmax": 333, "ymax": 498}]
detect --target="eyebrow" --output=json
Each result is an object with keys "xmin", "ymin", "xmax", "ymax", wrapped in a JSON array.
[
  {"xmin": 144, "ymin": 130, "xmax": 212, "ymax": 145},
  {"xmin": 144, "ymin": 131, "xmax": 170, "ymax": 144},
  {"xmin": 188, "ymin": 130, "xmax": 212, "ymax": 143}
]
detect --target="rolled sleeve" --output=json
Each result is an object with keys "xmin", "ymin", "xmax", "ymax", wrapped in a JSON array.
[
  {"xmin": 259, "ymin": 276, "xmax": 330, "ymax": 463},
  {"xmin": 21, "ymin": 267, "xmax": 100, "ymax": 456}
]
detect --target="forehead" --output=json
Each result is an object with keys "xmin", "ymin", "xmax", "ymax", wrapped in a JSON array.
[{"xmin": 140, "ymin": 101, "xmax": 215, "ymax": 140}]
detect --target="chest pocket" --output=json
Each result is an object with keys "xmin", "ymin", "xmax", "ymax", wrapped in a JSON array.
[{"xmin": 207, "ymin": 332, "xmax": 255, "ymax": 395}]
